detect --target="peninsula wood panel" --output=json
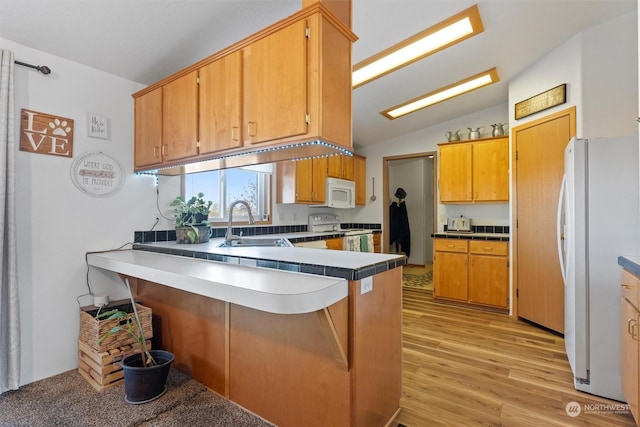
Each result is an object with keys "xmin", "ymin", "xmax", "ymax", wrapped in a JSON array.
[
  {"xmin": 351, "ymin": 268, "xmax": 402, "ymax": 427},
  {"xmin": 132, "ymin": 279, "xmax": 227, "ymax": 394},
  {"xmin": 229, "ymin": 299, "xmax": 352, "ymax": 427}
]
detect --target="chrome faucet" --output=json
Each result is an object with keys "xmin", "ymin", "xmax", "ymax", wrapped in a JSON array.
[{"xmin": 225, "ymin": 200, "xmax": 255, "ymax": 245}]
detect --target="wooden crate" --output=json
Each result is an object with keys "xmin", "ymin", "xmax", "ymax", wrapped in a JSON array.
[
  {"xmin": 79, "ymin": 300, "xmax": 152, "ymax": 352},
  {"xmin": 77, "ymin": 339, "xmax": 152, "ymax": 391}
]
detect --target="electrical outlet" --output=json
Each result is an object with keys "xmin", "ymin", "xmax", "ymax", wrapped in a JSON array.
[
  {"xmin": 279, "ymin": 213, "xmax": 285, "ymax": 221},
  {"xmin": 293, "ymin": 212, "xmax": 297, "ymax": 221},
  {"xmin": 360, "ymin": 277, "xmax": 373, "ymax": 295}
]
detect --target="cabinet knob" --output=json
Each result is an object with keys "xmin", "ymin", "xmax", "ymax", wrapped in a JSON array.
[
  {"xmin": 247, "ymin": 121, "xmax": 257, "ymax": 137},
  {"xmin": 232, "ymin": 126, "xmax": 239, "ymax": 141}
]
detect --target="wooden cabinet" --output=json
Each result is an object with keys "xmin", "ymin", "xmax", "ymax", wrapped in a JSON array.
[
  {"xmin": 373, "ymin": 233, "xmax": 381, "ymax": 253},
  {"xmin": 433, "ymin": 239, "xmax": 468, "ymax": 301},
  {"xmin": 325, "ymin": 237, "xmax": 343, "ymax": 250},
  {"xmin": 434, "ymin": 238, "xmax": 509, "ymax": 310},
  {"xmin": 277, "ymin": 157, "xmax": 328, "ymax": 204},
  {"xmin": 243, "ymin": 19, "xmax": 308, "ymax": 146},
  {"xmin": 439, "ymin": 136, "xmax": 509, "ymax": 203},
  {"xmin": 162, "ymin": 70, "xmax": 199, "ymax": 162},
  {"xmin": 468, "ymin": 241, "xmax": 509, "ymax": 308},
  {"xmin": 134, "ymin": 87, "xmax": 163, "ymax": 168},
  {"xmin": 277, "ymin": 154, "xmax": 367, "ymax": 206},
  {"xmin": 621, "ymin": 269, "xmax": 640, "ymax": 424},
  {"xmin": 199, "ymin": 50, "xmax": 243, "ymax": 155},
  {"xmin": 132, "ymin": 5, "xmax": 356, "ymax": 173},
  {"xmin": 354, "ymin": 155, "xmax": 366, "ymax": 206},
  {"xmin": 328, "ymin": 155, "xmax": 354, "ymax": 180}
]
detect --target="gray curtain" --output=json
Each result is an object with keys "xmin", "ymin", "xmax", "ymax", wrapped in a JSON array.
[{"xmin": 0, "ymin": 49, "xmax": 20, "ymax": 394}]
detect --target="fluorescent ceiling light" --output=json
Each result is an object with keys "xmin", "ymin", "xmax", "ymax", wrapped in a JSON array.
[
  {"xmin": 381, "ymin": 68, "xmax": 500, "ymax": 119},
  {"xmin": 352, "ymin": 5, "xmax": 483, "ymax": 88}
]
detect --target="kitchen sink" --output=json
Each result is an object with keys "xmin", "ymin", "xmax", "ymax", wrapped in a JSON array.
[{"xmin": 216, "ymin": 237, "xmax": 293, "ymax": 248}]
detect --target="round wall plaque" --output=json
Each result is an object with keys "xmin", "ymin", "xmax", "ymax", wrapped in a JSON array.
[{"xmin": 70, "ymin": 151, "xmax": 124, "ymax": 197}]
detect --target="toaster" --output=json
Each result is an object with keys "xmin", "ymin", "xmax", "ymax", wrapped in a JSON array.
[{"xmin": 447, "ymin": 216, "xmax": 472, "ymax": 232}]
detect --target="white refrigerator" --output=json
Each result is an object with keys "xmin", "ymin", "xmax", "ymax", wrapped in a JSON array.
[{"xmin": 558, "ymin": 136, "xmax": 639, "ymax": 401}]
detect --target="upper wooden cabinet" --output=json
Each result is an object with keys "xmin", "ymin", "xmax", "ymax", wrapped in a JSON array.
[
  {"xmin": 134, "ymin": 87, "xmax": 163, "ymax": 169},
  {"xmin": 243, "ymin": 19, "xmax": 308, "ymax": 146},
  {"xmin": 328, "ymin": 155, "xmax": 354, "ymax": 180},
  {"xmin": 277, "ymin": 157, "xmax": 328, "ymax": 204},
  {"xmin": 439, "ymin": 136, "xmax": 509, "ymax": 203},
  {"xmin": 132, "ymin": 4, "xmax": 356, "ymax": 172},
  {"xmin": 353, "ymin": 155, "xmax": 366, "ymax": 206},
  {"xmin": 199, "ymin": 50, "xmax": 243, "ymax": 155}
]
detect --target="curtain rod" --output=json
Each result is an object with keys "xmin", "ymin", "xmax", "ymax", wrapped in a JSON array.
[{"xmin": 14, "ymin": 60, "xmax": 51, "ymax": 75}]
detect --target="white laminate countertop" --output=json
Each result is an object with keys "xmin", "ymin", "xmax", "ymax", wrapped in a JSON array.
[
  {"xmin": 87, "ymin": 250, "xmax": 348, "ymax": 315},
  {"xmin": 136, "ymin": 237, "xmax": 404, "ymax": 272}
]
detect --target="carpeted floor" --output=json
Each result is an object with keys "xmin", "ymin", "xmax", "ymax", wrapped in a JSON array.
[
  {"xmin": 0, "ymin": 368, "xmax": 274, "ymax": 427},
  {"xmin": 402, "ymin": 265, "xmax": 433, "ymax": 290}
]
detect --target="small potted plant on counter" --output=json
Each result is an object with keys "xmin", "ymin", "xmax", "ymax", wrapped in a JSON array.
[{"xmin": 170, "ymin": 192, "xmax": 213, "ymax": 244}]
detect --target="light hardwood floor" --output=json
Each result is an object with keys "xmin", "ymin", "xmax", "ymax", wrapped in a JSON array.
[{"xmin": 394, "ymin": 287, "xmax": 636, "ymax": 426}]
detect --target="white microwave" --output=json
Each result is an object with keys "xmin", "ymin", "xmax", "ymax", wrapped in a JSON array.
[{"xmin": 321, "ymin": 177, "xmax": 355, "ymax": 209}]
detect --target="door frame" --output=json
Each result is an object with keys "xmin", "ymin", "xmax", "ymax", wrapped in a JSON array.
[
  {"xmin": 511, "ymin": 106, "xmax": 576, "ymax": 320},
  {"xmin": 382, "ymin": 151, "xmax": 437, "ymax": 261}
]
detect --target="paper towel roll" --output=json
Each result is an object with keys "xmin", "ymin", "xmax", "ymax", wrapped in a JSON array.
[{"xmin": 93, "ymin": 294, "xmax": 109, "ymax": 307}]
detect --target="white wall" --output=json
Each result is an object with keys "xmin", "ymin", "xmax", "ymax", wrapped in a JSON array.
[{"xmin": 3, "ymin": 38, "xmax": 158, "ymax": 386}]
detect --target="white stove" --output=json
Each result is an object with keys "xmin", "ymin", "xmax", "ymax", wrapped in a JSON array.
[{"xmin": 307, "ymin": 214, "xmax": 373, "ymax": 236}]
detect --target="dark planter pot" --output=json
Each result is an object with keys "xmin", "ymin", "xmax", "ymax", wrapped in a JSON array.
[
  {"xmin": 175, "ymin": 225, "xmax": 211, "ymax": 244},
  {"xmin": 180, "ymin": 212, "xmax": 208, "ymax": 226},
  {"xmin": 122, "ymin": 349, "xmax": 174, "ymax": 404}
]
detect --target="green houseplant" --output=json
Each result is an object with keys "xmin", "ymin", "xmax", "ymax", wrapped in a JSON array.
[
  {"xmin": 170, "ymin": 192, "xmax": 213, "ymax": 244},
  {"xmin": 97, "ymin": 297, "xmax": 174, "ymax": 404}
]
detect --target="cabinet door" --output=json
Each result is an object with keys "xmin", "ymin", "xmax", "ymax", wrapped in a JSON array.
[
  {"xmin": 468, "ymin": 254, "xmax": 509, "ymax": 308},
  {"xmin": 439, "ymin": 143, "xmax": 472, "ymax": 202},
  {"xmin": 354, "ymin": 155, "xmax": 366, "ymax": 206},
  {"xmin": 434, "ymin": 252, "xmax": 467, "ymax": 301},
  {"xmin": 473, "ymin": 138, "xmax": 509, "ymax": 201},
  {"xmin": 162, "ymin": 70, "xmax": 199, "ymax": 162},
  {"xmin": 328, "ymin": 155, "xmax": 354, "ymax": 180},
  {"xmin": 621, "ymin": 297, "xmax": 639, "ymax": 422},
  {"xmin": 311, "ymin": 157, "xmax": 328, "ymax": 202},
  {"xmin": 325, "ymin": 238, "xmax": 343, "ymax": 250},
  {"xmin": 294, "ymin": 157, "xmax": 327, "ymax": 203},
  {"xmin": 243, "ymin": 19, "xmax": 308, "ymax": 145},
  {"xmin": 134, "ymin": 87, "xmax": 163, "ymax": 169},
  {"xmin": 199, "ymin": 51, "xmax": 242, "ymax": 155}
]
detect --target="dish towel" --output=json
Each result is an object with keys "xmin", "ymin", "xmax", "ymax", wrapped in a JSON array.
[
  {"xmin": 343, "ymin": 235, "xmax": 361, "ymax": 252},
  {"xmin": 359, "ymin": 234, "xmax": 374, "ymax": 252}
]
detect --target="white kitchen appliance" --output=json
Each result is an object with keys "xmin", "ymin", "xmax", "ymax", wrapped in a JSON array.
[
  {"xmin": 313, "ymin": 178, "xmax": 355, "ymax": 209},
  {"xmin": 558, "ymin": 136, "xmax": 639, "ymax": 401},
  {"xmin": 447, "ymin": 215, "xmax": 472, "ymax": 232}
]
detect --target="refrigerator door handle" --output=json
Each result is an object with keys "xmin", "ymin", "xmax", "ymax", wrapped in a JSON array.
[{"xmin": 557, "ymin": 174, "xmax": 567, "ymax": 285}]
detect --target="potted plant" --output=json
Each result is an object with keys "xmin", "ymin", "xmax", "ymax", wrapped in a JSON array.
[
  {"xmin": 97, "ymin": 298, "xmax": 174, "ymax": 404},
  {"xmin": 169, "ymin": 192, "xmax": 213, "ymax": 244}
]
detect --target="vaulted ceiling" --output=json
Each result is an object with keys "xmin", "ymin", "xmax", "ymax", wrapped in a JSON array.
[{"xmin": 0, "ymin": 0, "xmax": 635, "ymax": 149}]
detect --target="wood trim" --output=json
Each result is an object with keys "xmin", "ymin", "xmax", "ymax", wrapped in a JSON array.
[
  {"xmin": 133, "ymin": 3, "xmax": 357, "ymax": 98},
  {"xmin": 510, "ymin": 105, "xmax": 576, "ymax": 320},
  {"xmin": 224, "ymin": 301, "xmax": 230, "ymax": 398}
]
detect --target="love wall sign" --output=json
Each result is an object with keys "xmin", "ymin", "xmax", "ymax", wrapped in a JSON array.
[{"xmin": 20, "ymin": 109, "xmax": 74, "ymax": 158}]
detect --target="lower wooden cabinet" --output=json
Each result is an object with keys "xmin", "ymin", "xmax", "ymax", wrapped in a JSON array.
[
  {"xmin": 325, "ymin": 237, "xmax": 343, "ymax": 250},
  {"xmin": 434, "ymin": 238, "xmax": 509, "ymax": 310},
  {"xmin": 621, "ymin": 269, "xmax": 640, "ymax": 424}
]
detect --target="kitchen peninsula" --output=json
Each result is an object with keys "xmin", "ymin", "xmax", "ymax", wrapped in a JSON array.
[{"xmin": 87, "ymin": 243, "xmax": 405, "ymax": 427}]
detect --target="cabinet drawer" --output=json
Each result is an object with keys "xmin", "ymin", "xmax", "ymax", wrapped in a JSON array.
[
  {"xmin": 621, "ymin": 269, "xmax": 640, "ymax": 308},
  {"xmin": 469, "ymin": 241, "xmax": 508, "ymax": 256},
  {"xmin": 434, "ymin": 239, "xmax": 468, "ymax": 253}
]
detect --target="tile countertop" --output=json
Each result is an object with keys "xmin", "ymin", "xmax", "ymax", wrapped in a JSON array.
[
  {"xmin": 134, "ymin": 236, "xmax": 406, "ymax": 281},
  {"xmin": 618, "ymin": 255, "xmax": 640, "ymax": 277},
  {"xmin": 431, "ymin": 232, "xmax": 510, "ymax": 241},
  {"xmin": 87, "ymin": 250, "xmax": 348, "ymax": 315}
]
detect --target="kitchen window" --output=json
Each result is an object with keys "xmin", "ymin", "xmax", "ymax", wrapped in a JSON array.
[{"xmin": 184, "ymin": 164, "xmax": 272, "ymax": 224}]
